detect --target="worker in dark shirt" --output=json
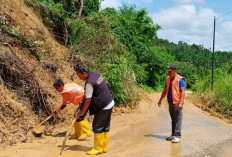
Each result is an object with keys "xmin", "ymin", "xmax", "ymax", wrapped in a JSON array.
[{"xmin": 74, "ymin": 65, "xmax": 114, "ymax": 155}]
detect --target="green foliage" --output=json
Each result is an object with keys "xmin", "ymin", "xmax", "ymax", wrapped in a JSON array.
[
  {"xmin": 82, "ymin": 0, "xmax": 102, "ymax": 16},
  {"xmin": 156, "ymin": 39, "xmax": 232, "ymax": 88},
  {"xmin": 211, "ymin": 74, "xmax": 232, "ymax": 116},
  {"xmin": 34, "ymin": 0, "xmax": 102, "ymax": 16},
  {"xmin": 137, "ymin": 84, "xmax": 156, "ymax": 93},
  {"xmin": 194, "ymin": 73, "xmax": 232, "ymax": 116},
  {"xmin": 68, "ymin": 12, "xmax": 139, "ymax": 107},
  {"xmin": 99, "ymin": 5, "xmax": 171, "ymax": 88},
  {"xmin": 92, "ymin": 57, "xmax": 138, "ymax": 107},
  {"xmin": 44, "ymin": 0, "xmax": 65, "ymax": 16},
  {"xmin": 145, "ymin": 46, "xmax": 173, "ymax": 88},
  {"xmin": 192, "ymin": 75, "xmax": 211, "ymax": 93},
  {"xmin": 1, "ymin": 25, "xmax": 41, "ymax": 61},
  {"xmin": 215, "ymin": 51, "xmax": 232, "ymax": 68},
  {"xmin": 100, "ymin": 63, "xmax": 137, "ymax": 106},
  {"xmin": 225, "ymin": 60, "xmax": 232, "ymax": 74},
  {"xmin": 24, "ymin": 0, "xmax": 102, "ymax": 46},
  {"xmin": 66, "ymin": 19, "xmax": 85, "ymax": 45},
  {"xmin": 29, "ymin": 2, "xmax": 172, "ymax": 106},
  {"xmin": 102, "ymin": 64, "xmax": 125, "ymax": 104},
  {"xmin": 24, "ymin": 0, "xmax": 232, "ymax": 110},
  {"xmin": 24, "ymin": 0, "xmax": 41, "ymax": 8},
  {"xmin": 133, "ymin": 64, "xmax": 149, "ymax": 84},
  {"xmin": 192, "ymin": 68, "xmax": 226, "ymax": 93},
  {"xmin": 53, "ymin": 0, "xmax": 102, "ymax": 16},
  {"xmin": 174, "ymin": 61, "xmax": 199, "ymax": 88}
]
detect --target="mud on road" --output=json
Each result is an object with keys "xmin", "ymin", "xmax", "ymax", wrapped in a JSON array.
[{"xmin": 0, "ymin": 93, "xmax": 232, "ymax": 157}]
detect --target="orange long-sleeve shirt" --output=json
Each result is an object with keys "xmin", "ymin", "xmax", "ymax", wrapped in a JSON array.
[{"xmin": 56, "ymin": 83, "xmax": 84, "ymax": 114}]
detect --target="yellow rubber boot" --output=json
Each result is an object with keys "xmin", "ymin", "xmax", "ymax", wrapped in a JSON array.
[
  {"xmin": 78, "ymin": 119, "xmax": 91, "ymax": 141},
  {"xmin": 86, "ymin": 133, "xmax": 104, "ymax": 155},
  {"xmin": 103, "ymin": 132, "xmax": 109, "ymax": 153},
  {"xmin": 69, "ymin": 121, "xmax": 81, "ymax": 139}
]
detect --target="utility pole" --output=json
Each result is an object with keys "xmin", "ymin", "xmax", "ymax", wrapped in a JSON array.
[
  {"xmin": 205, "ymin": 48, "xmax": 209, "ymax": 70},
  {"xmin": 211, "ymin": 16, "xmax": 216, "ymax": 91}
]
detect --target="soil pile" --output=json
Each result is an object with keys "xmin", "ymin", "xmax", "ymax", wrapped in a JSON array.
[{"xmin": 0, "ymin": 0, "xmax": 83, "ymax": 146}]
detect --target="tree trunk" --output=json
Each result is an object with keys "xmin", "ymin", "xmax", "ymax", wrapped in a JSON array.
[{"xmin": 78, "ymin": 0, "xmax": 84, "ymax": 17}]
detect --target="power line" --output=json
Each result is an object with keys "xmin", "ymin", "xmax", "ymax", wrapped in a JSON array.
[
  {"xmin": 219, "ymin": 45, "xmax": 232, "ymax": 51},
  {"xmin": 216, "ymin": 9, "xmax": 232, "ymax": 20},
  {"xmin": 216, "ymin": 17, "xmax": 232, "ymax": 26}
]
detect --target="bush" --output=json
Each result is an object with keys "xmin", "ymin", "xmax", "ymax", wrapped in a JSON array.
[
  {"xmin": 193, "ymin": 70, "xmax": 232, "ymax": 116},
  {"xmin": 95, "ymin": 62, "xmax": 138, "ymax": 107},
  {"xmin": 71, "ymin": 12, "xmax": 139, "ymax": 107},
  {"xmin": 210, "ymin": 74, "xmax": 232, "ymax": 116}
]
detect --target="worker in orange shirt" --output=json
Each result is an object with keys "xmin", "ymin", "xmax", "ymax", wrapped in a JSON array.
[{"xmin": 53, "ymin": 79, "xmax": 91, "ymax": 141}]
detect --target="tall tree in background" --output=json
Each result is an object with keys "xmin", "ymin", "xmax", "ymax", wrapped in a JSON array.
[
  {"xmin": 100, "ymin": 5, "xmax": 172, "ymax": 88},
  {"xmin": 53, "ymin": 0, "xmax": 102, "ymax": 16}
]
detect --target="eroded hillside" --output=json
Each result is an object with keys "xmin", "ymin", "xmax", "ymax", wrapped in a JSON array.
[{"xmin": 0, "ymin": 0, "xmax": 83, "ymax": 146}]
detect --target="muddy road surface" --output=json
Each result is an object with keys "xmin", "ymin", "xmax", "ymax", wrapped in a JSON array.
[{"xmin": 0, "ymin": 93, "xmax": 232, "ymax": 157}]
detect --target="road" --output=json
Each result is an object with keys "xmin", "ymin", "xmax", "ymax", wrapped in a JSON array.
[{"xmin": 0, "ymin": 93, "xmax": 232, "ymax": 157}]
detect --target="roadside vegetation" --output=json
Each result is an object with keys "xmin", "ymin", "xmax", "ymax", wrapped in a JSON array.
[
  {"xmin": 23, "ymin": 0, "xmax": 173, "ymax": 107},
  {"xmin": 22, "ymin": 0, "xmax": 232, "ymax": 116},
  {"xmin": 192, "ymin": 70, "xmax": 232, "ymax": 116}
]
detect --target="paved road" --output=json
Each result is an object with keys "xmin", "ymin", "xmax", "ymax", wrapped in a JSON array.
[
  {"xmin": 106, "ymin": 93, "xmax": 232, "ymax": 157},
  {"xmin": 0, "ymin": 93, "xmax": 232, "ymax": 157}
]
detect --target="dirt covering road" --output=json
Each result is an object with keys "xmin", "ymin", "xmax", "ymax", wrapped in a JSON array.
[{"xmin": 0, "ymin": 93, "xmax": 232, "ymax": 157}]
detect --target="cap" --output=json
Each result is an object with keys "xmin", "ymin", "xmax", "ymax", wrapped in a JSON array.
[{"xmin": 166, "ymin": 65, "xmax": 177, "ymax": 71}]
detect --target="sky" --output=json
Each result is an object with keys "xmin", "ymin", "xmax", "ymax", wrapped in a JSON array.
[{"xmin": 101, "ymin": 0, "xmax": 232, "ymax": 52}]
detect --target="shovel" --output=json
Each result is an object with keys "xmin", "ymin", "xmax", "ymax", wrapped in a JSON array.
[
  {"xmin": 32, "ymin": 113, "xmax": 55, "ymax": 135},
  {"xmin": 60, "ymin": 118, "xmax": 77, "ymax": 155}
]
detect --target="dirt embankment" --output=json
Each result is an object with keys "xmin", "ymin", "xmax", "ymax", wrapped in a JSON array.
[
  {"xmin": 189, "ymin": 94, "xmax": 232, "ymax": 124},
  {"xmin": 0, "ymin": 0, "xmax": 84, "ymax": 146}
]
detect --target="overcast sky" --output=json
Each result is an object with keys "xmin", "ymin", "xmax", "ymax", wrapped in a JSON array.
[{"xmin": 101, "ymin": 0, "xmax": 232, "ymax": 52}]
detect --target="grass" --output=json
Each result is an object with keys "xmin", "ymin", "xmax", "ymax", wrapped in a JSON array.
[
  {"xmin": 137, "ymin": 84, "xmax": 157, "ymax": 93},
  {"xmin": 193, "ymin": 73, "xmax": 232, "ymax": 117}
]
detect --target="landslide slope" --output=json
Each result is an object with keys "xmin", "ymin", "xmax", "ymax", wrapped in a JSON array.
[{"xmin": 0, "ymin": 0, "xmax": 82, "ymax": 146}]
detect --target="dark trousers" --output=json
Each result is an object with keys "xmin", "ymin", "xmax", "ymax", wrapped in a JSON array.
[
  {"xmin": 169, "ymin": 103, "xmax": 183, "ymax": 138},
  {"xmin": 92, "ymin": 108, "xmax": 113, "ymax": 133}
]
